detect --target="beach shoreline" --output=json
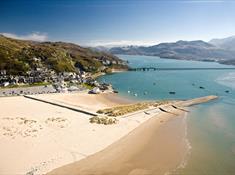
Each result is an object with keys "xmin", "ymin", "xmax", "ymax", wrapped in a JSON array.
[
  {"xmin": 0, "ymin": 92, "xmax": 149, "ymax": 175},
  {"xmin": 0, "ymin": 91, "xmax": 217, "ymax": 175},
  {"xmin": 46, "ymin": 95, "xmax": 217, "ymax": 175},
  {"xmin": 48, "ymin": 109, "xmax": 189, "ymax": 175}
]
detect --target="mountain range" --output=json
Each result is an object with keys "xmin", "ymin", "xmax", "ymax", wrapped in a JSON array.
[
  {"xmin": 96, "ymin": 37, "xmax": 235, "ymax": 66},
  {"xmin": 209, "ymin": 36, "xmax": 235, "ymax": 51},
  {"xmin": 1, "ymin": 34, "xmax": 235, "ymax": 76}
]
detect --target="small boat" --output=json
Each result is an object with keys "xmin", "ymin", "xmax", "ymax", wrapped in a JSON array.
[
  {"xmin": 134, "ymin": 93, "xmax": 138, "ymax": 96},
  {"xmin": 169, "ymin": 91, "xmax": 176, "ymax": 95},
  {"xmin": 127, "ymin": 90, "xmax": 130, "ymax": 93},
  {"xmin": 199, "ymin": 86, "xmax": 205, "ymax": 89},
  {"xmin": 113, "ymin": 90, "xmax": 118, "ymax": 93},
  {"xmin": 144, "ymin": 91, "xmax": 148, "ymax": 95},
  {"xmin": 225, "ymin": 90, "xmax": 230, "ymax": 93}
]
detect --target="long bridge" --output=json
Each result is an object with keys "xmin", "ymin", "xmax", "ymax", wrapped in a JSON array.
[{"xmin": 128, "ymin": 67, "xmax": 235, "ymax": 71}]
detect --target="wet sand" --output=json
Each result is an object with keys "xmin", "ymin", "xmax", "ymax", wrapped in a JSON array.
[
  {"xmin": 0, "ymin": 94, "xmax": 217, "ymax": 175},
  {"xmin": 48, "ymin": 111, "xmax": 188, "ymax": 175},
  {"xmin": 48, "ymin": 96, "xmax": 217, "ymax": 175}
]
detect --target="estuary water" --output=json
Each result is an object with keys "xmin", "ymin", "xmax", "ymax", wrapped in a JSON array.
[{"xmin": 98, "ymin": 55, "xmax": 235, "ymax": 175}]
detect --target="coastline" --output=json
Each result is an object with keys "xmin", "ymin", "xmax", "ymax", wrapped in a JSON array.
[
  {"xmin": 46, "ymin": 95, "xmax": 217, "ymax": 175},
  {"xmin": 0, "ymin": 92, "xmax": 149, "ymax": 175},
  {"xmin": 0, "ymin": 92, "xmax": 217, "ymax": 175},
  {"xmin": 48, "ymin": 110, "xmax": 188, "ymax": 175},
  {"xmin": 116, "ymin": 54, "xmax": 235, "ymax": 67},
  {"xmin": 90, "ymin": 67, "xmax": 128, "ymax": 80}
]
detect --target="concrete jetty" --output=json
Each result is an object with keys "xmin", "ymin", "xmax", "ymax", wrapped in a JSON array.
[{"xmin": 24, "ymin": 95, "xmax": 98, "ymax": 116}]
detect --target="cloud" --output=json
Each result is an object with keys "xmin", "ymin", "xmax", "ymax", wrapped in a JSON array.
[
  {"xmin": 0, "ymin": 32, "xmax": 48, "ymax": 42},
  {"xmin": 86, "ymin": 40, "xmax": 158, "ymax": 47}
]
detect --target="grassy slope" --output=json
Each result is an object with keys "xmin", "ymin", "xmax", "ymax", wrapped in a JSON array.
[{"xmin": 0, "ymin": 35, "xmax": 127, "ymax": 75}]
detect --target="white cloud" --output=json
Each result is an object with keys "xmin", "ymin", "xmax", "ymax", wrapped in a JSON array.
[
  {"xmin": 1, "ymin": 32, "xmax": 48, "ymax": 42},
  {"xmin": 85, "ymin": 40, "xmax": 158, "ymax": 47}
]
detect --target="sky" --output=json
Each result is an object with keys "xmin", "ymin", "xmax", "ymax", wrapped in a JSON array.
[{"xmin": 0, "ymin": 0, "xmax": 235, "ymax": 46}]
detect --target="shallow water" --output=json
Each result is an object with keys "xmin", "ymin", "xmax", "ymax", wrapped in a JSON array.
[{"xmin": 98, "ymin": 55, "xmax": 235, "ymax": 175}]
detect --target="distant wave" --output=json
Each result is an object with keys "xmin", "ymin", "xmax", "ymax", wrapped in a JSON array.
[{"xmin": 216, "ymin": 72, "xmax": 235, "ymax": 89}]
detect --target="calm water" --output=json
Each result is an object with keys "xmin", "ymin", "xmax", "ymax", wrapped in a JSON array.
[{"xmin": 98, "ymin": 55, "xmax": 235, "ymax": 175}]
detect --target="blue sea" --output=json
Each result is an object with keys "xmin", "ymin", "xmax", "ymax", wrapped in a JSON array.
[{"xmin": 98, "ymin": 55, "xmax": 235, "ymax": 175}]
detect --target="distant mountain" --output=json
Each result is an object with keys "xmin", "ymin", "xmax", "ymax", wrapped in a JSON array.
[
  {"xmin": 209, "ymin": 36, "xmax": 235, "ymax": 51},
  {"xmin": 0, "ymin": 35, "xmax": 127, "ymax": 75},
  {"xmin": 102, "ymin": 40, "xmax": 235, "ymax": 65},
  {"xmin": 90, "ymin": 46, "xmax": 110, "ymax": 52}
]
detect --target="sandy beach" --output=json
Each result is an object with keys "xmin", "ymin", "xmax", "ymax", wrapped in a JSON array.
[
  {"xmin": 34, "ymin": 91, "xmax": 133, "ymax": 112},
  {"xmin": 0, "ymin": 92, "xmax": 148, "ymax": 175},
  {"xmin": 48, "ymin": 111, "xmax": 188, "ymax": 175},
  {"xmin": 0, "ymin": 92, "xmax": 217, "ymax": 175}
]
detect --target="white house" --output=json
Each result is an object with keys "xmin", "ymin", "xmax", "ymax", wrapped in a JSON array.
[
  {"xmin": 68, "ymin": 86, "xmax": 79, "ymax": 91},
  {"xmin": 90, "ymin": 87, "xmax": 101, "ymax": 94},
  {"xmin": 3, "ymin": 82, "xmax": 9, "ymax": 87}
]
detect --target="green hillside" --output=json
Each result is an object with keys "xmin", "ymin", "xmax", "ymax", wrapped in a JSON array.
[{"xmin": 0, "ymin": 35, "xmax": 127, "ymax": 75}]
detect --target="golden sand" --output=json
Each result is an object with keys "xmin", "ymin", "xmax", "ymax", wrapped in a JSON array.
[{"xmin": 0, "ymin": 93, "xmax": 217, "ymax": 175}]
